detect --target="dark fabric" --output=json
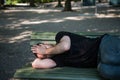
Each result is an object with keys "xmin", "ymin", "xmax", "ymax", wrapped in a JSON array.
[
  {"xmin": 51, "ymin": 31, "xmax": 103, "ymax": 68},
  {"xmin": 99, "ymin": 34, "xmax": 120, "ymax": 64},
  {"xmin": 98, "ymin": 63, "xmax": 120, "ymax": 79},
  {"xmin": 98, "ymin": 34, "xmax": 120, "ymax": 79}
]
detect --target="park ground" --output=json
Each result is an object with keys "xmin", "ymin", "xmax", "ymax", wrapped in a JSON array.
[{"xmin": 0, "ymin": 2, "xmax": 120, "ymax": 80}]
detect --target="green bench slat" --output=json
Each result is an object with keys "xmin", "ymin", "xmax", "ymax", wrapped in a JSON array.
[
  {"xmin": 30, "ymin": 32, "xmax": 120, "ymax": 45},
  {"xmin": 30, "ymin": 32, "xmax": 56, "ymax": 45},
  {"xmin": 14, "ymin": 32, "xmax": 120, "ymax": 80},
  {"xmin": 14, "ymin": 66, "xmax": 103, "ymax": 80}
]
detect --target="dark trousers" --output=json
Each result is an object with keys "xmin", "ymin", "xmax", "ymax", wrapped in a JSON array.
[{"xmin": 98, "ymin": 34, "xmax": 120, "ymax": 79}]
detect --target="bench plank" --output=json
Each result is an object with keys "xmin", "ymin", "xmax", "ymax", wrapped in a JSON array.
[
  {"xmin": 14, "ymin": 65, "xmax": 103, "ymax": 80},
  {"xmin": 30, "ymin": 32, "xmax": 120, "ymax": 45}
]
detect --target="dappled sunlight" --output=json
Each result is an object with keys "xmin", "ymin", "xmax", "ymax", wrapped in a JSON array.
[
  {"xmin": 106, "ymin": 29, "xmax": 119, "ymax": 33},
  {"xmin": 87, "ymin": 28, "xmax": 119, "ymax": 33},
  {"xmin": 64, "ymin": 17, "xmax": 84, "ymax": 20},
  {"xmin": 7, "ymin": 17, "xmax": 16, "ymax": 20},
  {"xmin": 36, "ymin": 9, "xmax": 61, "ymax": 13},
  {"xmin": 4, "ymin": 8, "xmax": 61, "ymax": 14},
  {"xmin": 96, "ymin": 13, "xmax": 120, "ymax": 18},
  {"xmin": 21, "ymin": 19, "xmax": 65, "ymax": 25},
  {"xmin": 78, "ymin": 12, "xmax": 120, "ymax": 18},
  {"xmin": 108, "ymin": 8, "xmax": 120, "ymax": 12},
  {"xmin": 21, "ymin": 16, "xmax": 86, "ymax": 25},
  {"xmin": 0, "ymin": 7, "xmax": 120, "ymax": 44},
  {"xmin": 0, "ymin": 31, "xmax": 31, "ymax": 43},
  {"xmin": 6, "ymin": 23, "xmax": 21, "ymax": 29},
  {"xmin": 8, "ymin": 31, "xmax": 32, "ymax": 43},
  {"xmin": 87, "ymin": 28, "xmax": 98, "ymax": 32}
]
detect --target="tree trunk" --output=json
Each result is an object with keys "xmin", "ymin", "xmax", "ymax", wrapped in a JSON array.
[
  {"xmin": 29, "ymin": 0, "xmax": 36, "ymax": 7},
  {"xmin": 56, "ymin": 0, "xmax": 63, "ymax": 7},
  {"xmin": 63, "ymin": 0, "xmax": 72, "ymax": 11},
  {"xmin": 0, "ymin": 0, "xmax": 5, "ymax": 8}
]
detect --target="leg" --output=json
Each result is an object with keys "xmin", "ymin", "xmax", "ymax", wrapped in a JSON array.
[
  {"xmin": 98, "ymin": 34, "xmax": 120, "ymax": 79},
  {"xmin": 99, "ymin": 34, "xmax": 120, "ymax": 64},
  {"xmin": 98, "ymin": 63, "xmax": 120, "ymax": 80}
]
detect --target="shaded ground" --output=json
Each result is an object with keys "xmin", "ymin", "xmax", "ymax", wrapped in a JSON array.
[{"xmin": 0, "ymin": 2, "xmax": 120, "ymax": 80}]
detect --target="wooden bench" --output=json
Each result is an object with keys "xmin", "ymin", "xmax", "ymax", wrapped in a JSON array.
[{"xmin": 13, "ymin": 32, "xmax": 120, "ymax": 80}]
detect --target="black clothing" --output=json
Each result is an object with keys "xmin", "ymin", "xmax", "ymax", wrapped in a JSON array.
[{"xmin": 51, "ymin": 31, "xmax": 103, "ymax": 68}]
